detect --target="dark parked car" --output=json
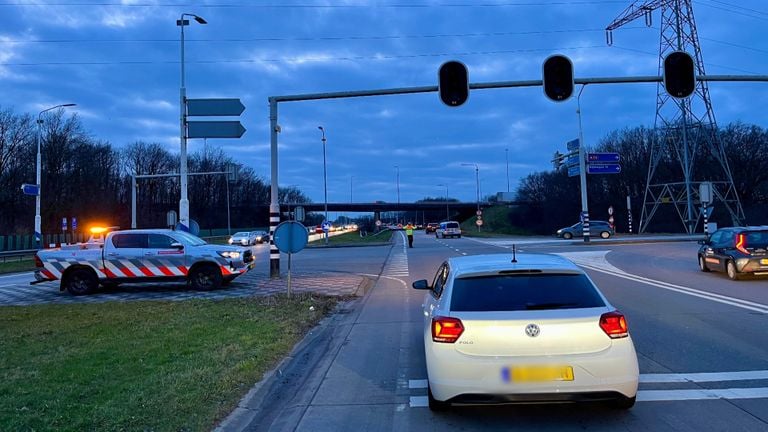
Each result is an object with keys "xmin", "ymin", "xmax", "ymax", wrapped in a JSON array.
[
  {"xmin": 425, "ymin": 223, "xmax": 439, "ymax": 234},
  {"xmin": 556, "ymin": 221, "xmax": 614, "ymax": 239},
  {"xmin": 697, "ymin": 226, "xmax": 768, "ymax": 280}
]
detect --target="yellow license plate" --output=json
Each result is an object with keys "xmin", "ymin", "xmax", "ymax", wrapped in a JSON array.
[
  {"xmin": 504, "ymin": 366, "xmax": 574, "ymax": 383},
  {"xmin": 761, "ymin": 259, "xmax": 768, "ymax": 265}
]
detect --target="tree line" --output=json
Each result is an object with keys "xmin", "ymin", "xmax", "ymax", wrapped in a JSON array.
[
  {"xmin": 512, "ymin": 123, "xmax": 768, "ymax": 234},
  {"xmin": 0, "ymin": 106, "xmax": 310, "ymax": 236}
]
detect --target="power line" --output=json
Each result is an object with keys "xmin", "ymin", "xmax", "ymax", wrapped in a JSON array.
[
  {"xmin": 0, "ymin": 44, "xmax": 609, "ymax": 67},
  {"xmin": 0, "ymin": 26, "xmax": 648, "ymax": 44},
  {"xmin": 0, "ymin": 1, "xmax": 630, "ymax": 8}
]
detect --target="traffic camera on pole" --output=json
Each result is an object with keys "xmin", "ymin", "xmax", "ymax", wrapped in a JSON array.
[
  {"xmin": 542, "ymin": 55, "xmax": 574, "ymax": 102},
  {"xmin": 663, "ymin": 51, "xmax": 696, "ymax": 99},
  {"xmin": 438, "ymin": 61, "xmax": 469, "ymax": 107}
]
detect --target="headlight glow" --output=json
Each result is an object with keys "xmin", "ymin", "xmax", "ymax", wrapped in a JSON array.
[{"xmin": 218, "ymin": 251, "xmax": 241, "ymax": 259}]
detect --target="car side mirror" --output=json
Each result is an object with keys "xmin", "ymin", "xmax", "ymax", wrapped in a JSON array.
[
  {"xmin": 412, "ymin": 279, "xmax": 430, "ymax": 290},
  {"xmin": 170, "ymin": 242, "xmax": 184, "ymax": 250}
]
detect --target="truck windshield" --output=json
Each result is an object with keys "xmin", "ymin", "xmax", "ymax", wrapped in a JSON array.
[{"xmin": 172, "ymin": 231, "xmax": 207, "ymax": 246}]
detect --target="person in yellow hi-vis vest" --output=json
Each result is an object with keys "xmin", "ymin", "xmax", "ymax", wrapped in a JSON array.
[{"xmin": 405, "ymin": 222, "xmax": 414, "ymax": 248}]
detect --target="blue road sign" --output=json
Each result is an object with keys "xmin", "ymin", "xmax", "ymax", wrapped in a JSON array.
[
  {"xmin": 274, "ymin": 221, "xmax": 309, "ymax": 253},
  {"xmin": 186, "ymin": 98, "xmax": 245, "ymax": 117},
  {"xmin": 566, "ymin": 138, "xmax": 580, "ymax": 151},
  {"xmin": 587, "ymin": 163, "xmax": 622, "ymax": 174},
  {"xmin": 62, "ymin": 217, "xmax": 67, "ymax": 232},
  {"xmin": 566, "ymin": 155, "xmax": 580, "ymax": 167},
  {"xmin": 321, "ymin": 221, "xmax": 332, "ymax": 232},
  {"xmin": 20, "ymin": 183, "xmax": 40, "ymax": 196},
  {"xmin": 568, "ymin": 165, "xmax": 580, "ymax": 177},
  {"xmin": 587, "ymin": 152, "xmax": 620, "ymax": 163},
  {"xmin": 187, "ymin": 121, "xmax": 246, "ymax": 139},
  {"xmin": 72, "ymin": 217, "xmax": 77, "ymax": 231}
]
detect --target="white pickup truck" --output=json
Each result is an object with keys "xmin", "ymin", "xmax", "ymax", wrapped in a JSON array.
[{"xmin": 33, "ymin": 229, "xmax": 255, "ymax": 295}]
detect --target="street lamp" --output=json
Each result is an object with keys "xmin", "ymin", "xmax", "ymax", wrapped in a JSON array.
[
  {"xmin": 177, "ymin": 12, "xmax": 206, "ymax": 231},
  {"xmin": 505, "ymin": 148, "xmax": 510, "ymax": 192},
  {"xmin": 461, "ymin": 163, "xmax": 481, "ymax": 231},
  {"xmin": 437, "ymin": 184, "xmax": 449, "ymax": 220},
  {"xmin": 35, "ymin": 103, "xmax": 76, "ymax": 245},
  {"xmin": 318, "ymin": 126, "xmax": 329, "ymax": 244},
  {"xmin": 394, "ymin": 165, "xmax": 400, "ymax": 223}
]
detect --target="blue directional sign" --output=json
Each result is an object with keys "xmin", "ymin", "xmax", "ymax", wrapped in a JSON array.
[
  {"xmin": 20, "ymin": 183, "xmax": 40, "ymax": 196},
  {"xmin": 187, "ymin": 121, "xmax": 246, "ymax": 139},
  {"xmin": 587, "ymin": 163, "xmax": 622, "ymax": 174},
  {"xmin": 587, "ymin": 152, "xmax": 620, "ymax": 163},
  {"xmin": 72, "ymin": 217, "xmax": 77, "ymax": 231},
  {"xmin": 566, "ymin": 155, "xmax": 580, "ymax": 167},
  {"xmin": 566, "ymin": 138, "xmax": 580, "ymax": 151},
  {"xmin": 187, "ymin": 98, "xmax": 245, "ymax": 117},
  {"xmin": 273, "ymin": 221, "xmax": 309, "ymax": 254},
  {"xmin": 568, "ymin": 165, "xmax": 580, "ymax": 177},
  {"xmin": 321, "ymin": 221, "xmax": 332, "ymax": 233},
  {"xmin": 62, "ymin": 217, "xmax": 67, "ymax": 232}
]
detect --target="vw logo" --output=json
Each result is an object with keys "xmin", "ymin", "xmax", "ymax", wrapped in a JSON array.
[{"xmin": 525, "ymin": 324, "xmax": 540, "ymax": 338}]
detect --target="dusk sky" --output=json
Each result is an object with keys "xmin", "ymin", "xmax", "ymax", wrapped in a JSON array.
[{"xmin": 2, "ymin": 0, "xmax": 767, "ymax": 207}]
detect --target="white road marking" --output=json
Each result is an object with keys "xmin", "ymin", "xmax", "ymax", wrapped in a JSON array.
[
  {"xmin": 0, "ymin": 272, "xmax": 33, "ymax": 280},
  {"xmin": 641, "ymin": 370, "xmax": 768, "ymax": 383},
  {"xmin": 556, "ymin": 251, "xmax": 768, "ymax": 314},
  {"xmin": 410, "ymin": 396, "xmax": 428, "ymax": 407},
  {"xmin": 638, "ymin": 387, "xmax": 768, "ymax": 402},
  {"xmin": 409, "ymin": 379, "xmax": 428, "ymax": 389}
]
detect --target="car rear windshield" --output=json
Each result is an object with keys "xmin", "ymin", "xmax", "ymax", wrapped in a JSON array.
[
  {"xmin": 445, "ymin": 223, "xmax": 459, "ymax": 229},
  {"xmin": 742, "ymin": 230, "xmax": 768, "ymax": 248},
  {"xmin": 450, "ymin": 273, "xmax": 606, "ymax": 312}
]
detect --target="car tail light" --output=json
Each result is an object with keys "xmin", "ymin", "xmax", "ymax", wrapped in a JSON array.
[
  {"xmin": 432, "ymin": 316, "xmax": 464, "ymax": 343},
  {"xmin": 735, "ymin": 234, "xmax": 749, "ymax": 255},
  {"xmin": 34, "ymin": 253, "xmax": 44, "ymax": 268},
  {"xmin": 599, "ymin": 311, "xmax": 628, "ymax": 339}
]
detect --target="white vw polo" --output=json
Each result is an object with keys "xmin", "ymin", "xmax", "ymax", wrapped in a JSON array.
[{"xmin": 412, "ymin": 253, "xmax": 639, "ymax": 411}]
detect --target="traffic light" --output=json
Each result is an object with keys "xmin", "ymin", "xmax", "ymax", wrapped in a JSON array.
[
  {"xmin": 663, "ymin": 51, "xmax": 696, "ymax": 98},
  {"xmin": 438, "ymin": 61, "xmax": 469, "ymax": 107},
  {"xmin": 542, "ymin": 55, "xmax": 574, "ymax": 102},
  {"xmin": 551, "ymin": 151, "xmax": 565, "ymax": 169}
]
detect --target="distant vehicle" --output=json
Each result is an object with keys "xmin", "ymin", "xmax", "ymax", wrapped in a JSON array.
[
  {"xmin": 556, "ymin": 221, "xmax": 614, "ymax": 239},
  {"xmin": 436, "ymin": 221, "xmax": 461, "ymax": 239},
  {"xmin": 34, "ymin": 228, "xmax": 254, "ymax": 295},
  {"xmin": 425, "ymin": 223, "xmax": 439, "ymax": 234},
  {"xmin": 253, "ymin": 230, "xmax": 270, "ymax": 244},
  {"xmin": 412, "ymin": 253, "xmax": 639, "ymax": 411},
  {"xmin": 229, "ymin": 231, "xmax": 259, "ymax": 246},
  {"xmin": 697, "ymin": 226, "xmax": 768, "ymax": 280}
]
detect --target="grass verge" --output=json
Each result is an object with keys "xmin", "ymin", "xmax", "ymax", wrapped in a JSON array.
[
  {"xmin": 0, "ymin": 295, "xmax": 337, "ymax": 431},
  {"xmin": 0, "ymin": 258, "xmax": 36, "ymax": 275},
  {"xmin": 461, "ymin": 205, "xmax": 535, "ymax": 237},
  {"xmin": 309, "ymin": 229, "xmax": 393, "ymax": 247}
]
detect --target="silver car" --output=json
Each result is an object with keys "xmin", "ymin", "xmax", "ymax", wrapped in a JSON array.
[
  {"xmin": 412, "ymin": 253, "xmax": 639, "ymax": 411},
  {"xmin": 228, "ymin": 231, "xmax": 257, "ymax": 246}
]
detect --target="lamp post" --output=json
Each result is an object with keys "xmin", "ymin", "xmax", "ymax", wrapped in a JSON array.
[
  {"xmin": 461, "ymin": 163, "xmax": 481, "ymax": 231},
  {"xmin": 576, "ymin": 85, "xmax": 590, "ymax": 243},
  {"xmin": 318, "ymin": 126, "xmax": 328, "ymax": 244},
  {"xmin": 505, "ymin": 148, "xmax": 510, "ymax": 192},
  {"xmin": 35, "ymin": 103, "xmax": 76, "ymax": 245},
  {"xmin": 394, "ymin": 165, "xmax": 400, "ymax": 223},
  {"xmin": 437, "ymin": 184, "xmax": 449, "ymax": 220},
  {"xmin": 177, "ymin": 12, "xmax": 206, "ymax": 231}
]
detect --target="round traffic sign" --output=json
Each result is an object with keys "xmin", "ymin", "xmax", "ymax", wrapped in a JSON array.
[
  {"xmin": 476, "ymin": 219, "xmax": 483, "ymax": 226},
  {"xmin": 321, "ymin": 221, "xmax": 331, "ymax": 232},
  {"xmin": 273, "ymin": 221, "xmax": 309, "ymax": 253},
  {"xmin": 476, "ymin": 210, "xmax": 482, "ymax": 216},
  {"xmin": 608, "ymin": 206, "xmax": 614, "ymax": 216},
  {"xmin": 375, "ymin": 220, "xmax": 382, "ymax": 226},
  {"xmin": 608, "ymin": 215, "xmax": 615, "ymax": 223}
]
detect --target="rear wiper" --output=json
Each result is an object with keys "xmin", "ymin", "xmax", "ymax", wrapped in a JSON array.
[{"xmin": 525, "ymin": 302, "xmax": 577, "ymax": 310}]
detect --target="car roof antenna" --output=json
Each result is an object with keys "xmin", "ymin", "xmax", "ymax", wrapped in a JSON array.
[{"xmin": 511, "ymin": 244, "xmax": 518, "ymax": 263}]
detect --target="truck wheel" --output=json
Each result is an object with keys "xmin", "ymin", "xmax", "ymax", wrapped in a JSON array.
[
  {"xmin": 64, "ymin": 268, "xmax": 98, "ymax": 296},
  {"xmin": 190, "ymin": 265, "xmax": 222, "ymax": 291}
]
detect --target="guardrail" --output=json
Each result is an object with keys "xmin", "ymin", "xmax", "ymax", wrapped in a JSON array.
[{"xmin": 0, "ymin": 249, "xmax": 37, "ymax": 263}]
